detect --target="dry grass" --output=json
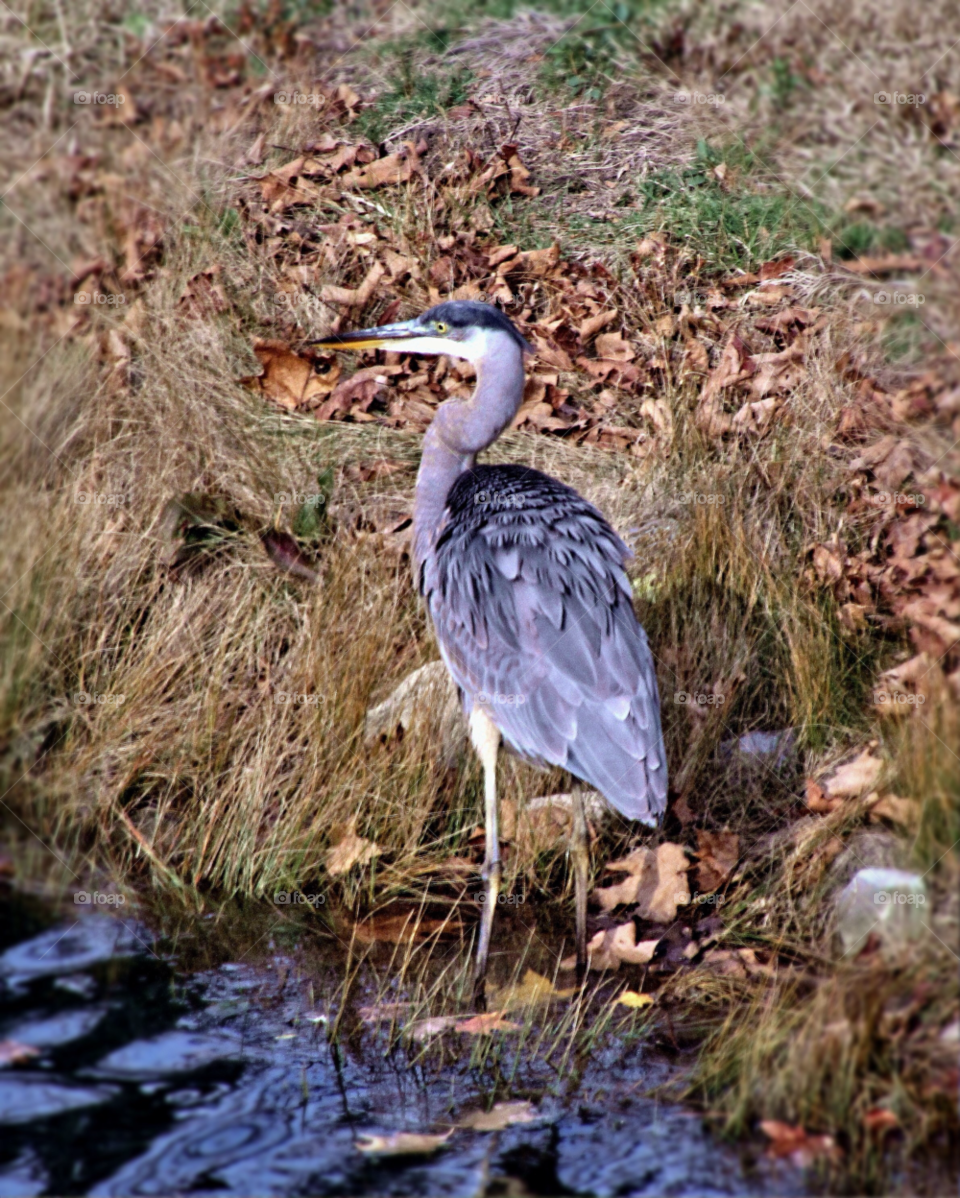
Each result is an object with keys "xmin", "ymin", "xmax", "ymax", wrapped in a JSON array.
[{"xmin": 0, "ymin": 0, "xmax": 957, "ymax": 1190}]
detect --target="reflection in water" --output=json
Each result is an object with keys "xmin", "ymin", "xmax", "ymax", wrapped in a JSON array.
[{"xmin": 0, "ymin": 891, "xmax": 800, "ymax": 1198}]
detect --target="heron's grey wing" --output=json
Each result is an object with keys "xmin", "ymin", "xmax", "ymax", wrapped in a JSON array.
[{"xmin": 423, "ymin": 466, "xmax": 667, "ymax": 823}]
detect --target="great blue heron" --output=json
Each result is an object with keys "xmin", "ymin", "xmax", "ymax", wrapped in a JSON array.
[{"xmin": 314, "ymin": 301, "xmax": 667, "ymax": 990}]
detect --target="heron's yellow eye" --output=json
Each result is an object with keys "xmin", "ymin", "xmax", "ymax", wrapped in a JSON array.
[{"xmin": 435, "ymin": 321, "xmax": 448, "ymax": 334}]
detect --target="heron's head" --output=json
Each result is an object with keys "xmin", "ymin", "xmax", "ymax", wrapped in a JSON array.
[{"xmin": 311, "ymin": 300, "xmax": 532, "ymax": 367}]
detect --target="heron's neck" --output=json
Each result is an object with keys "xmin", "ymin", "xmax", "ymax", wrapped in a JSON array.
[{"xmin": 413, "ymin": 349, "xmax": 525, "ymax": 571}]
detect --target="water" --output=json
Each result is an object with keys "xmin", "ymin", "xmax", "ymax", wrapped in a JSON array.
[{"xmin": 0, "ymin": 888, "xmax": 800, "ymax": 1197}]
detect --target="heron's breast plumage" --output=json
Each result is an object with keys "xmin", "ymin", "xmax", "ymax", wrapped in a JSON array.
[{"xmin": 420, "ymin": 463, "xmax": 667, "ymax": 823}]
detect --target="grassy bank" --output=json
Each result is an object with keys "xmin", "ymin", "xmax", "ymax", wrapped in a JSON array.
[{"xmin": 0, "ymin": 0, "xmax": 957, "ymax": 1190}]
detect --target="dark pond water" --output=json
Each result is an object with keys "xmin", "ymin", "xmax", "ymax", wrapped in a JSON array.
[{"xmin": 0, "ymin": 888, "xmax": 802, "ymax": 1197}]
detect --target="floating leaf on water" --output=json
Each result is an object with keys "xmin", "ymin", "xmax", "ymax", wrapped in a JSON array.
[
  {"xmin": 487, "ymin": 968, "xmax": 575, "ymax": 1013},
  {"xmin": 357, "ymin": 1001, "xmax": 412, "ymax": 1024},
  {"xmin": 459, "ymin": 1100, "xmax": 537, "ymax": 1131},
  {"xmin": 0, "ymin": 1040, "xmax": 41, "ymax": 1067},
  {"xmin": 407, "ymin": 1015, "xmax": 459, "ymax": 1042},
  {"xmin": 454, "ymin": 1011, "xmax": 522, "ymax": 1035},
  {"xmin": 355, "ymin": 1129, "xmax": 452, "ymax": 1156}
]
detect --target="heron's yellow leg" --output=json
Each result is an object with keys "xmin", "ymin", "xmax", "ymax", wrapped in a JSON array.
[
  {"xmin": 470, "ymin": 706, "xmax": 501, "ymax": 1004},
  {"xmin": 571, "ymin": 786, "xmax": 590, "ymax": 980}
]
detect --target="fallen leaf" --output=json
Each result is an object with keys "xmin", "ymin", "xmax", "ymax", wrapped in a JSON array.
[
  {"xmin": 407, "ymin": 1015, "xmax": 459, "ymax": 1042},
  {"xmin": 454, "ymin": 1011, "xmax": 522, "ymax": 1034},
  {"xmin": 356, "ymin": 1130, "xmax": 452, "ymax": 1155},
  {"xmin": 561, "ymin": 923, "xmax": 660, "ymax": 972},
  {"xmin": 760, "ymin": 1120, "xmax": 842, "ymax": 1166},
  {"xmin": 319, "ymin": 260, "xmax": 385, "ymax": 306},
  {"xmin": 804, "ymin": 777, "xmax": 840, "ymax": 814},
  {"xmin": 595, "ymin": 331, "xmax": 635, "ymax": 361},
  {"xmin": 863, "ymin": 1107, "xmax": 900, "ymax": 1133},
  {"xmin": 326, "ymin": 815, "xmax": 381, "ymax": 876},
  {"xmin": 867, "ymin": 793, "xmax": 919, "ymax": 826},
  {"xmin": 341, "ymin": 144, "xmax": 419, "ymax": 189},
  {"xmin": 694, "ymin": 830, "xmax": 739, "ymax": 894},
  {"xmin": 353, "ymin": 912, "xmax": 460, "ymax": 944},
  {"xmin": 592, "ymin": 842, "xmax": 690, "ymax": 921},
  {"xmin": 823, "ymin": 749, "xmax": 884, "ymax": 798},
  {"xmin": 0, "ymin": 1040, "xmax": 40, "ymax": 1067},
  {"xmin": 488, "ymin": 968, "xmax": 575, "ymax": 1012},
  {"xmin": 459, "ymin": 1101, "xmax": 537, "ymax": 1131},
  {"xmin": 616, "ymin": 990, "xmax": 654, "ymax": 1009},
  {"xmin": 261, "ymin": 530, "xmax": 321, "ymax": 584},
  {"xmin": 240, "ymin": 340, "xmax": 340, "ymax": 411},
  {"xmin": 357, "ymin": 1001, "xmax": 412, "ymax": 1024}
]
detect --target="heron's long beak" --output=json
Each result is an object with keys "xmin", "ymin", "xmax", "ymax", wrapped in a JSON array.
[{"xmin": 310, "ymin": 319, "xmax": 430, "ymax": 352}]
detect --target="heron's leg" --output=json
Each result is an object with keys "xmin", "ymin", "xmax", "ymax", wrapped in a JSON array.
[
  {"xmin": 470, "ymin": 706, "xmax": 501, "ymax": 1004},
  {"xmin": 571, "ymin": 786, "xmax": 590, "ymax": 980}
]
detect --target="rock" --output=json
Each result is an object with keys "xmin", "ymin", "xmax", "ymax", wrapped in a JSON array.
[
  {"xmin": 364, "ymin": 661, "xmax": 468, "ymax": 765},
  {"xmin": 828, "ymin": 829, "xmax": 904, "ymax": 889},
  {"xmin": 835, "ymin": 868, "xmax": 928, "ymax": 955}
]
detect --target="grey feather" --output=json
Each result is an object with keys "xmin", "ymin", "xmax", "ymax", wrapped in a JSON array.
[{"xmin": 422, "ymin": 463, "xmax": 668, "ymax": 824}]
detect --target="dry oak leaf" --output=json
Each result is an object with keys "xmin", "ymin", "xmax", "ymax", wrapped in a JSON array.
[
  {"xmin": 454, "ymin": 1011, "xmax": 522, "ymax": 1034},
  {"xmin": 595, "ymin": 331, "xmax": 635, "ymax": 362},
  {"xmin": 867, "ymin": 793, "xmax": 920, "ymax": 827},
  {"xmin": 593, "ymin": 842, "xmax": 690, "ymax": 921},
  {"xmin": 694, "ymin": 829, "xmax": 739, "ymax": 894},
  {"xmin": 314, "ymin": 364, "xmax": 401, "ymax": 421},
  {"xmin": 804, "ymin": 777, "xmax": 841, "ymax": 815},
  {"xmin": 702, "ymin": 947, "xmax": 767, "ymax": 979},
  {"xmin": 340, "ymin": 143, "xmax": 420, "ymax": 189},
  {"xmin": 731, "ymin": 397, "xmax": 780, "ymax": 433},
  {"xmin": 562, "ymin": 922, "xmax": 660, "ymax": 972},
  {"xmin": 319, "ymin": 260, "xmax": 385, "ymax": 306},
  {"xmin": 326, "ymin": 815, "xmax": 381, "ymax": 876},
  {"xmin": 863, "ymin": 1107, "xmax": 900, "ymax": 1133},
  {"xmin": 750, "ymin": 344, "xmax": 807, "ymax": 398},
  {"xmin": 579, "ymin": 309, "xmax": 618, "ymax": 340},
  {"xmin": 760, "ymin": 1121, "xmax": 842, "ymax": 1166},
  {"xmin": 356, "ymin": 1130, "xmax": 452, "ymax": 1156},
  {"xmin": 241, "ymin": 341, "xmax": 340, "ymax": 411},
  {"xmin": 823, "ymin": 749, "xmax": 884, "ymax": 799},
  {"xmin": 459, "ymin": 1101, "xmax": 537, "ymax": 1131}
]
